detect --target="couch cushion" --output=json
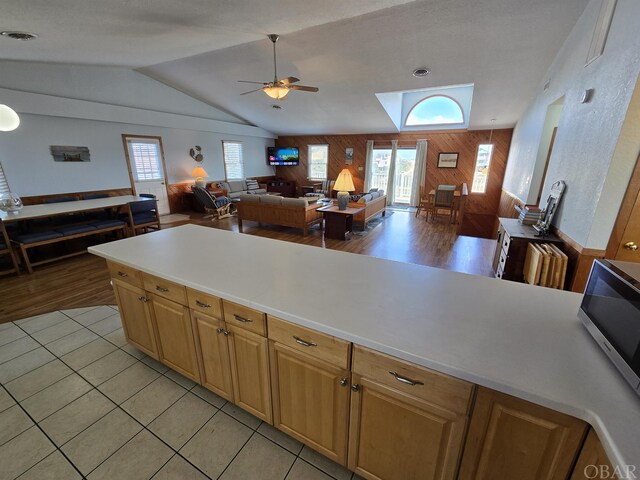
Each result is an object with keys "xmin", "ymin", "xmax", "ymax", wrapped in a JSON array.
[
  {"xmin": 252, "ymin": 188, "xmax": 267, "ymax": 194},
  {"xmin": 227, "ymin": 180, "xmax": 246, "ymax": 193},
  {"xmin": 239, "ymin": 194, "xmax": 261, "ymax": 203},
  {"xmin": 13, "ymin": 231, "xmax": 64, "ymax": 244},
  {"xmin": 368, "ymin": 188, "xmax": 379, "ymax": 193},
  {"xmin": 56, "ymin": 224, "xmax": 98, "ymax": 236},
  {"xmin": 349, "ymin": 194, "xmax": 363, "ymax": 202},
  {"xmin": 358, "ymin": 193, "xmax": 374, "ymax": 204},
  {"xmin": 246, "ymin": 179, "xmax": 260, "ymax": 190},
  {"xmin": 90, "ymin": 219, "xmax": 127, "ymax": 229},
  {"xmin": 377, "ymin": 189, "xmax": 385, "ymax": 196},
  {"xmin": 228, "ymin": 191, "xmax": 242, "ymax": 199},
  {"xmin": 261, "ymin": 195, "xmax": 283, "ymax": 205},
  {"xmin": 283, "ymin": 198, "xmax": 307, "ymax": 207},
  {"xmin": 217, "ymin": 182, "xmax": 229, "ymax": 191}
]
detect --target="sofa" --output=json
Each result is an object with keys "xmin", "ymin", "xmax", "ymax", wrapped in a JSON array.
[
  {"xmin": 216, "ymin": 180, "xmax": 267, "ymax": 199},
  {"xmin": 349, "ymin": 189, "xmax": 387, "ymax": 229},
  {"xmin": 236, "ymin": 194, "xmax": 323, "ymax": 236}
]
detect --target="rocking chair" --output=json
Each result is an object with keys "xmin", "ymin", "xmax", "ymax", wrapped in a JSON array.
[{"xmin": 192, "ymin": 186, "xmax": 233, "ymax": 220}]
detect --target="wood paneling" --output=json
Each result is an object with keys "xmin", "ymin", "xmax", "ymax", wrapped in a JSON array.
[
  {"xmin": 275, "ymin": 129, "xmax": 512, "ymax": 238},
  {"xmin": 21, "ymin": 188, "xmax": 133, "ymax": 206},
  {"xmin": 498, "ymin": 189, "xmax": 524, "ymax": 220}
]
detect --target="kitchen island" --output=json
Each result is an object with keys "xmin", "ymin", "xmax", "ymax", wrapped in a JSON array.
[{"xmin": 88, "ymin": 224, "xmax": 640, "ymax": 478}]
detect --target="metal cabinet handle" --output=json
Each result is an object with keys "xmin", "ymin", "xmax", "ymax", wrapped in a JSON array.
[
  {"xmin": 196, "ymin": 300, "xmax": 212, "ymax": 308},
  {"xmin": 216, "ymin": 327, "xmax": 229, "ymax": 336},
  {"xmin": 155, "ymin": 286, "xmax": 169, "ymax": 292},
  {"xmin": 389, "ymin": 371, "xmax": 424, "ymax": 386},
  {"xmin": 293, "ymin": 336, "xmax": 317, "ymax": 347},
  {"xmin": 234, "ymin": 314, "xmax": 253, "ymax": 323},
  {"xmin": 138, "ymin": 296, "xmax": 149, "ymax": 303},
  {"xmin": 117, "ymin": 271, "xmax": 128, "ymax": 277},
  {"xmin": 624, "ymin": 241, "xmax": 638, "ymax": 251},
  {"xmin": 340, "ymin": 378, "xmax": 348, "ymax": 387},
  {"xmin": 351, "ymin": 384, "xmax": 360, "ymax": 392}
]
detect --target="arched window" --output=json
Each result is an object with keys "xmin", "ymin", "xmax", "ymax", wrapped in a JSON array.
[{"xmin": 405, "ymin": 95, "xmax": 464, "ymax": 127}]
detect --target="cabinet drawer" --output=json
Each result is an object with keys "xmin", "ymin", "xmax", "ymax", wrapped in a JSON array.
[
  {"xmin": 352, "ymin": 345, "xmax": 473, "ymax": 416},
  {"xmin": 502, "ymin": 232, "xmax": 511, "ymax": 252},
  {"xmin": 187, "ymin": 288, "xmax": 223, "ymax": 318},
  {"xmin": 498, "ymin": 248, "xmax": 508, "ymax": 271},
  {"xmin": 223, "ymin": 300, "xmax": 266, "ymax": 336},
  {"xmin": 268, "ymin": 316, "xmax": 351, "ymax": 369},
  {"xmin": 142, "ymin": 273, "xmax": 187, "ymax": 305},
  {"xmin": 107, "ymin": 261, "xmax": 142, "ymax": 287}
]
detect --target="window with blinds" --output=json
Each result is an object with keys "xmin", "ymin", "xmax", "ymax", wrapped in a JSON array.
[
  {"xmin": 223, "ymin": 141, "xmax": 245, "ymax": 180},
  {"xmin": 0, "ymin": 162, "xmax": 10, "ymax": 195},
  {"xmin": 308, "ymin": 145, "xmax": 329, "ymax": 180},
  {"xmin": 127, "ymin": 139, "xmax": 163, "ymax": 182}
]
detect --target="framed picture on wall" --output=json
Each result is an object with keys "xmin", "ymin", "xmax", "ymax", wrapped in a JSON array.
[
  {"xmin": 438, "ymin": 152, "xmax": 458, "ymax": 168},
  {"xmin": 345, "ymin": 147, "xmax": 354, "ymax": 165}
]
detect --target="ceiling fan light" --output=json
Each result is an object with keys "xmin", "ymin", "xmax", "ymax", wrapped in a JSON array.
[
  {"xmin": 0, "ymin": 104, "xmax": 20, "ymax": 132},
  {"xmin": 263, "ymin": 86, "xmax": 289, "ymax": 99}
]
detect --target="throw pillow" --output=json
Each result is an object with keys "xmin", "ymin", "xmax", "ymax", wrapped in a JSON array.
[
  {"xmin": 246, "ymin": 179, "xmax": 260, "ymax": 191},
  {"xmin": 349, "ymin": 194, "xmax": 363, "ymax": 202},
  {"xmin": 216, "ymin": 182, "xmax": 226, "ymax": 189}
]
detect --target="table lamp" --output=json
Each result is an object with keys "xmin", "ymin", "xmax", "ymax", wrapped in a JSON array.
[
  {"xmin": 333, "ymin": 169, "xmax": 355, "ymax": 210},
  {"xmin": 191, "ymin": 166, "xmax": 209, "ymax": 188}
]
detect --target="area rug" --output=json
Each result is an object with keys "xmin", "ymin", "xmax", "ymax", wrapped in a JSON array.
[{"xmin": 353, "ymin": 211, "xmax": 393, "ymax": 237}]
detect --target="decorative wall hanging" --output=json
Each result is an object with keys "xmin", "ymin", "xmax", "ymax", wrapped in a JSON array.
[
  {"xmin": 345, "ymin": 147, "xmax": 354, "ymax": 165},
  {"xmin": 437, "ymin": 152, "xmax": 458, "ymax": 168},
  {"xmin": 190, "ymin": 145, "xmax": 204, "ymax": 163},
  {"xmin": 50, "ymin": 146, "xmax": 90, "ymax": 162}
]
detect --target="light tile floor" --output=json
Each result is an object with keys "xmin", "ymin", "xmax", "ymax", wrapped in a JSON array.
[{"xmin": 0, "ymin": 306, "xmax": 364, "ymax": 480}]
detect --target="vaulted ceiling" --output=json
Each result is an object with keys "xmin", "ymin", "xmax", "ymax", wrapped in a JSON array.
[{"xmin": 2, "ymin": 0, "xmax": 589, "ymax": 135}]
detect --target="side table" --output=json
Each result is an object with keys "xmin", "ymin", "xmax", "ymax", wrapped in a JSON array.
[{"xmin": 317, "ymin": 205, "xmax": 364, "ymax": 240}]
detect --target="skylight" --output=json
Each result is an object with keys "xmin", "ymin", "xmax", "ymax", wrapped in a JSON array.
[{"xmin": 405, "ymin": 95, "xmax": 464, "ymax": 126}]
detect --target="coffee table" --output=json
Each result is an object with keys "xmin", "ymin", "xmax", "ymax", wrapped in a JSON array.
[{"xmin": 317, "ymin": 205, "xmax": 364, "ymax": 240}]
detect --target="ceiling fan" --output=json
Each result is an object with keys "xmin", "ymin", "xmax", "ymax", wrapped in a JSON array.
[{"xmin": 238, "ymin": 34, "xmax": 319, "ymax": 100}]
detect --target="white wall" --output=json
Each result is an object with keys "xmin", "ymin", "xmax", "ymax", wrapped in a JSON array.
[
  {"xmin": 0, "ymin": 63, "xmax": 275, "ymax": 197},
  {"xmin": 502, "ymin": 0, "xmax": 640, "ymax": 249}
]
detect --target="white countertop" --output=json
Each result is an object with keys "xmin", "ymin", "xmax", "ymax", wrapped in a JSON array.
[
  {"xmin": 0, "ymin": 195, "xmax": 150, "ymax": 222},
  {"xmin": 88, "ymin": 224, "xmax": 640, "ymax": 469}
]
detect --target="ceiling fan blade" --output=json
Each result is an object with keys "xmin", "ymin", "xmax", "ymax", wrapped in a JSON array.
[
  {"xmin": 280, "ymin": 76, "xmax": 300, "ymax": 85},
  {"xmin": 289, "ymin": 85, "xmax": 319, "ymax": 93},
  {"xmin": 238, "ymin": 80, "xmax": 267, "ymax": 85},
  {"xmin": 240, "ymin": 88, "xmax": 264, "ymax": 95}
]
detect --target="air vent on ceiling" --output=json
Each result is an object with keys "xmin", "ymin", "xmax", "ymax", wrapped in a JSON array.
[
  {"xmin": 0, "ymin": 31, "xmax": 38, "ymax": 41},
  {"xmin": 412, "ymin": 67, "xmax": 431, "ymax": 78}
]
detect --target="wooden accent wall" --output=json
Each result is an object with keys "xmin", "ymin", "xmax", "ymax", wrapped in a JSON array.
[
  {"xmin": 275, "ymin": 129, "xmax": 512, "ymax": 238},
  {"xmin": 21, "ymin": 188, "xmax": 133, "ymax": 206}
]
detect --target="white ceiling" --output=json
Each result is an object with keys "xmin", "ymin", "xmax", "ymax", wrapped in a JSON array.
[{"xmin": 1, "ymin": 0, "xmax": 589, "ymax": 135}]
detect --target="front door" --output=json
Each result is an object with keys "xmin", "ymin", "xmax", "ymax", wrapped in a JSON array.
[
  {"xmin": 122, "ymin": 135, "xmax": 170, "ymax": 215},
  {"xmin": 615, "ymin": 186, "xmax": 640, "ymax": 261}
]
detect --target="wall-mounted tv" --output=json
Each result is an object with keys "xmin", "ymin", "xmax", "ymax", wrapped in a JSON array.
[{"xmin": 268, "ymin": 147, "xmax": 299, "ymax": 166}]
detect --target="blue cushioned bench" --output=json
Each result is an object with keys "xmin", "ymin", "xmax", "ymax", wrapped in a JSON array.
[{"xmin": 11, "ymin": 219, "xmax": 128, "ymax": 273}]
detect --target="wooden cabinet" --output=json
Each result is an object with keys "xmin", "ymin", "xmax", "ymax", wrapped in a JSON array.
[
  {"xmin": 191, "ymin": 310, "xmax": 234, "ymax": 402},
  {"xmin": 459, "ymin": 387, "xmax": 587, "ymax": 480},
  {"xmin": 269, "ymin": 341, "xmax": 351, "ymax": 465},
  {"xmin": 570, "ymin": 429, "xmax": 616, "ymax": 480},
  {"xmin": 111, "ymin": 278, "xmax": 158, "ymax": 359},
  {"xmin": 348, "ymin": 346, "xmax": 473, "ymax": 480},
  {"xmin": 494, "ymin": 218, "xmax": 562, "ymax": 282},
  {"xmin": 149, "ymin": 295, "xmax": 201, "ymax": 383},
  {"xmin": 227, "ymin": 324, "xmax": 272, "ymax": 423}
]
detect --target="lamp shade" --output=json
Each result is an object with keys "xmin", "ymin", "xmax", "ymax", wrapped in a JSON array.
[
  {"xmin": 333, "ymin": 169, "xmax": 355, "ymax": 192},
  {"xmin": 0, "ymin": 105, "xmax": 20, "ymax": 132},
  {"xmin": 191, "ymin": 166, "xmax": 209, "ymax": 178},
  {"xmin": 263, "ymin": 87, "xmax": 289, "ymax": 100}
]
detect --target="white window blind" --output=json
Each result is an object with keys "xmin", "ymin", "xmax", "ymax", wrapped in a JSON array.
[
  {"xmin": 127, "ymin": 139, "xmax": 163, "ymax": 182},
  {"xmin": 0, "ymin": 162, "xmax": 10, "ymax": 195},
  {"xmin": 308, "ymin": 145, "xmax": 329, "ymax": 181},
  {"xmin": 223, "ymin": 141, "xmax": 245, "ymax": 180}
]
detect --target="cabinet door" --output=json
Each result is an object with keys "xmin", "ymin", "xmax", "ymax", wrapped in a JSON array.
[
  {"xmin": 112, "ymin": 278, "xmax": 158, "ymax": 359},
  {"xmin": 459, "ymin": 387, "xmax": 587, "ymax": 480},
  {"xmin": 227, "ymin": 325, "xmax": 272, "ymax": 423},
  {"xmin": 150, "ymin": 295, "xmax": 201, "ymax": 383},
  {"xmin": 191, "ymin": 311, "xmax": 234, "ymax": 402},
  {"xmin": 570, "ymin": 429, "xmax": 615, "ymax": 480},
  {"xmin": 270, "ymin": 342, "xmax": 350, "ymax": 465},
  {"xmin": 348, "ymin": 374, "xmax": 467, "ymax": 480}
]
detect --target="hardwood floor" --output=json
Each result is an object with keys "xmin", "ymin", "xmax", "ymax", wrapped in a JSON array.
[{"xmin": 0, "ymin": 209, "xmax": 496, "ymax": 322}]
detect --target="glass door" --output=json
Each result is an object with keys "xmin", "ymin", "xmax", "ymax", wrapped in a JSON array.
[{"xmin": 393, "ymin": 148, "xmax": 417, "ymax": 204}]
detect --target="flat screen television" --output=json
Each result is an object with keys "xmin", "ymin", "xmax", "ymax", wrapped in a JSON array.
[{"xmin": 268, "ymin": 147, "xmax": 299, "ymax": 166}]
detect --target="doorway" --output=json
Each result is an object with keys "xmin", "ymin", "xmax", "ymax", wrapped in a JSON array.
[
  {"xmin": 122, "ymin": 135, "xmax": 170, "ymax": 215},
  {"xmin": 530, "ymin": 97, "xmax": 564, "ymax": 205},
  {"xmin": 370, "ymin": 147, "xmax": 418, "ymax": 204}
]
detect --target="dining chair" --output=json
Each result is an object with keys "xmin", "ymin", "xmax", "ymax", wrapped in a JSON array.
[
  {"xmin": 429, "ymin": 186, "xmax": 456, "ymax": 223},
  {"xmin": 0, "ymin": 219, "xmax": 20, "ymax": 276},
  {"xmin": 414, "ymin": 186, "xmax": 430, "ymax": 218},
  {"xmin": 125, "ymin": 199, "xmax": 161, "ymax": 235}
]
